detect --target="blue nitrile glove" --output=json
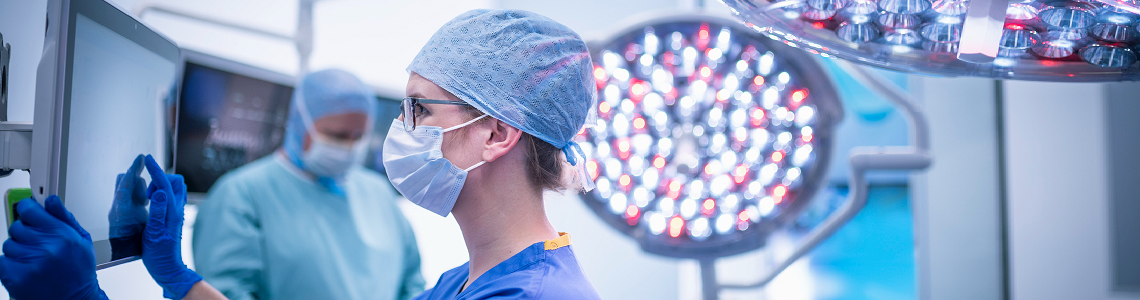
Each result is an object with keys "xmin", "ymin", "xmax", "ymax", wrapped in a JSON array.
[
  {"xmin": 109, "ymin": 154, "xmax": 149, "ymax": 260},
  {"xmin": 0, "ymin": 196, "xmax": 109, "ymax": 300},
  {"xmin": 142, "ymin": 154, "xmax": 202, "ymax": 299}
]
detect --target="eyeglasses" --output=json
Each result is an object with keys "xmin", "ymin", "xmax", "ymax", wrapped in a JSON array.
[{"xmin": 401, "ymin": 97, "xmax": 473, "ymax": 132}]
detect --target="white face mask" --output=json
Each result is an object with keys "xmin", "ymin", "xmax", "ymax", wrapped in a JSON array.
[
  {"xmin": 382, "ymin": 115, "xmax": 487, "ymax": 217},
  {"xmin": 294, "ymin": 95, "xmax": 369, "ymax": 179},
  {"xmin": 302, "ymin": 134, "xmax": 359, "ymax": 178}
]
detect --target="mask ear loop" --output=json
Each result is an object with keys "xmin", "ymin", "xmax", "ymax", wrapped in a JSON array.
[{"xmin": 442, "ymin": 114, "xmax": 489, "ymax": 133}]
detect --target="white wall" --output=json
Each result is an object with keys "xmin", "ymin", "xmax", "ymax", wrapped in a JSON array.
[
  {"xmin": 910, "ymin": 76, "xmax": 1005, "ymax": 300},
  {"xmin": 1003, "ymin": 81, "xmax": 1140, "ymax": 300}
]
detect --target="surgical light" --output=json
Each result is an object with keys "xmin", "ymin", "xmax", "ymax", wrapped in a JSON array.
[
  {"xmin": 578, "ymin": 15, "xmax": 842, "ymax": 259},
  {"xmin": 721, "ymin": 0, "xmax": 1140, "ymax": 81}
]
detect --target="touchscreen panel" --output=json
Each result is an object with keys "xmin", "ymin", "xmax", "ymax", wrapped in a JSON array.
[{"xmin": 61, "ymin": 13, "xmax": 177, "ymax": 263}]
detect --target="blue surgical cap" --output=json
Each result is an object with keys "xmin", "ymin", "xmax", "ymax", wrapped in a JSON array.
[
  {"xmin": 282, "ymin": 69, "xmax": 376, "ymax": 175},
  {"xmin": 407, "ymin": 9, "xmax": 598, "ymax": 190}
]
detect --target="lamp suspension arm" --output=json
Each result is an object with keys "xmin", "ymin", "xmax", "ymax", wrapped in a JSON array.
[
  {"xmin": 132, "ymin": 2, "xmax": 312, "ymax": 76},
  {"xmin": 719, "ymin": 60, "xmax": 932, "ymax": 290}
]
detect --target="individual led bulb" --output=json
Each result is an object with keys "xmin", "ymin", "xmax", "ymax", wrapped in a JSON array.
[
  {"xmin": 883, "ymin": 28, "xmax": 924, "ymax": 45},
  {"xmin": 877, "ymin": 12, "xmax": 922, "ymax": 29},
  {"xmin": 931, "ymin": 0, "xmax": 969, "ymax": 15},
  {"xmin": 923, "ymin": 41, "xmax": 959, "ymax": 53},
  {"xmin": 843, "ymin": 0, "xmax": 879, "ymax": 14},
  {"xmin": 1006, "ymin": 3, "xmax": 1042, "ymax": 21},
  {"xmin": 878, "ymin": 0, "xmax": 932, "ymax": 14},
  {"xmin": 837, "ymin": 21, "xmax": 881, "ymax": 42},
  {"xmin": 999, "ymin": 27, "xmax": 1040, "ymax": 57},
  {"xmin": 921, "ymin": 22, "xmax": 963, "ymax": 43},
  {"xmin": 808, "ymin": 0, "xmax": 848, "ymax": 11},
  {"xmin": 804, "ymin": 8, "xmax": 838, "ymax": 21},
  {"xmin": 1091, "ymin": 23, "xmax": 1138, "ymax": 42},
  {"xmin": 1080, "ymin": 44, "xmax": 1138, "ymax": 67},
  {"xmin": 1039, "ymin": 5, "xmax": 1096, "ymax": 29},
  {"xmin": 1031, "ymin": 38, "xmax": 1082, "ymax": 58}
]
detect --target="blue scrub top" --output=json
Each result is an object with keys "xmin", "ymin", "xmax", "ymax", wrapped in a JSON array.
[{"xmin": 413, "ymin": 233, "xmax": 601, "ymax": 300}]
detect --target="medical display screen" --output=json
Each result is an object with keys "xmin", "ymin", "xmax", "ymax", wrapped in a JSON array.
[
  {"xmin": 176, "ymin": 63, "xmax": 294, "ymax": 193},
  {"xmin": 60, "ymin": 12, "xmax": 178, "ymax": 264},
  {"xmin": 177, "ymin": 64, "xmax": 401, "ymax": 193}
]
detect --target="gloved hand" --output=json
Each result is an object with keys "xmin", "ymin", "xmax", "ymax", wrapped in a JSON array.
[
  {"xmin": 0, "ymin": 196, "xmax": 109, "ymax": 300},
  {"xmin": 141, "ymin": 154, "xmax": 202, "ymax": 299},
  {"xmin": 109, "ymin": 154, "xmax": 149, "ymax": 260}
]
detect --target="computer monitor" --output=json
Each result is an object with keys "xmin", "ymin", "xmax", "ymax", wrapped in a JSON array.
[
  {"xmin": 29, "ymin": 0, "xmax": 181, "ymax": 268},
  {"xmin": 176, "ymin": 50, "xmax": 296, "ymax": 194},
  {"xmin": 176, "ymin": 50, "xmax": 402, "ymax": 194}
]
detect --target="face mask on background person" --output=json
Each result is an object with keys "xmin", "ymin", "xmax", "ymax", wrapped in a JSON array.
[{"xmin": 295, "ymin": 94, "xmax": 369, "ymax": 179}]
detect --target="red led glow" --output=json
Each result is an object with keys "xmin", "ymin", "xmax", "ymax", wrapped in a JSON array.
[
  {"xmin": 599, "ymin": 102, "xmax": 611, "ymax": 114},
  {"xmin": 619, "ymin": 174, "xmax": 632, "ymax": 187},
  {"xmin": 699, "ymin": 24, "xmax": 710, "ymax": 40},
  {"xmin": 754, "ymin": 75, "xmax": 765, "ymax": 86},
  {"xmin": 1005, "ymin": 24, "xmax": 1024, "ymax": 30},
  {"xmin": 617, "ymin": 139, "xmax": 631, "ymax": 159},
  {"xmin": 626, "ymin": 205, "xmax": 639, "ymax": 218},
  {"xmin": 700, "ymin": 66, "xmax": 712, "ymax": 78},
  {"xmin": 773, "ymin": 185, "xmax": 787, "ymax": 204},
  {"xmin": 812, "ymin": 22, "xmax": 825, "ymax": 29},
  {"xmin": 751, "ymin": 108, "xmax": 765, "ymax": 126},
  {"xmin": 667, "ymin": 180, "xmax": 682, "ymax": 199},
  {"xmin": 772, "ymin": 151, "xmax": 784, "ymax": 162},
  {"xmin": 631, "ymin": 82, "xmax": 646, "ymax": 96},
  {"xmin": 704, "ymin": 163, "xmax": 716, "ymax": 175},
  {"xmin": 803, "ymin": 134, "xmax": 813, "ymax": 142},
  {"xmin": 586, "ymin": 160, "xmax": 599, "ymax": 180},
  {"xmin": 738, "ymin": 211, "xmax": 750, "ymax": 222},
  {"xmin": 633, "ymin": 117, "xmax": 646, "ymax": 130},
  {"xmin": 792, "ymin": 90, "xmax": 807, "ymax": 103},
  {"xmin": 1041, "ymin": 60, "xmax": 1058, "ymax": 66},
  {"xmin": 593, "ymin": 66, "xmax": 606, "ymax": 81},
  {"xmin": 733, "ymin": 165, "xmax": 749, "ymax": 184},
  {"xmin": 653, "ymin": 156, "xmax": 667, "ymax": 169},
  {"xmin": 669, "ymin": 216, "xmax": 685, "ymax": 238},
  {"xmin": 716, "ymin": 90, "xmax": 732, "ymax": 102}
]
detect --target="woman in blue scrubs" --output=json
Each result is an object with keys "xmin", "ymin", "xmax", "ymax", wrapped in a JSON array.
[
  {"xmin": 0, "ymin": 8, "xmax": 600, "ymax": 300},
  {"xmin": 385, "ymin": 9, "xmax": 602, "ymax": 299}
]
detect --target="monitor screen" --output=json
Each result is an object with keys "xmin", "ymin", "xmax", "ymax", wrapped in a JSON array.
[
  {"xmin": 57, "ymin": 2, "xmax": 180, "ymax": 264},
  {"xmin": 176, "ymin": 62, "xmax": 294, "ymax": 193},
  {"xmin": 176, "ymin": 56, "xmax": 401, "ymax": 194}
]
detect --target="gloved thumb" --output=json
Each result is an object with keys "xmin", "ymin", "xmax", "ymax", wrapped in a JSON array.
[{"xmin": 44, "ymin": 196, "xmax": 91, "ymax": 242}]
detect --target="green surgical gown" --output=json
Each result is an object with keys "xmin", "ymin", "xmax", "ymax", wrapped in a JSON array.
[{"xmin": 192, "ymin": 154, "xmax": 424, "ymax": 300}]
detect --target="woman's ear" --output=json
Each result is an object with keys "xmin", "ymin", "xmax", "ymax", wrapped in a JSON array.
[{"xmin": 482, "ymin": 119, "xmax": 523, "ymax": 162}]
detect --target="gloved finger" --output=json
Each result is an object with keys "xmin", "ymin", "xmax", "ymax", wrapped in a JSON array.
[
  {"xmin": 145, "ymin": 190, "xmax": 169, "ymax": 238},
  {"xmin": 44, "ymin": 196, "xmax": 91, "ymax": 243},
  {"xmin": 13, "ymin": 199, "xmax": 66, "ymax": 230},
  {"xmin": 2, "ymin": 238, "xmax": 39, "ymax": 259},
  {"xmin": 166, "ymin": 175, "xmax": 186, "ymax": 230},
  {"xmin": 168, "ymin": 175, "xmax": 185, "ymax": 202},
  {"xmin": 7, "ymin": 221, "xmax": 36, "ymax": 244},
  {"xmin": 144, "ymin": 155, "xmax": 171, "ymax": 194},
  {"xmin": 116, "ymin": 174, "xmax": 126, "ymax": 188},
  {"xmin": 147, "ymin": 180, "xmax": 158, "ymax": 199}
]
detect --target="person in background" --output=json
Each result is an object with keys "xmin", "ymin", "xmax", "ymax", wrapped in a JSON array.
[{"xmin": 192, "ymin": 69, "xmax": 423, "ymax": 300}]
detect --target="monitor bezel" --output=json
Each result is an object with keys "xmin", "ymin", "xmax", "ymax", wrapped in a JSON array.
[{"xmin": 29, "ymin": 0, "xmax": 182, "ymax": 269}]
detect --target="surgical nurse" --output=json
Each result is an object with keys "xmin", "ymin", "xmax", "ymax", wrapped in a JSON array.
[
  {"xmin": 388, "ymin": 9, "xmax": 602, "ymax": 299},
  {"xmin": 192, "ymin": 69, "xmax": 424, "ymax": 300}
]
